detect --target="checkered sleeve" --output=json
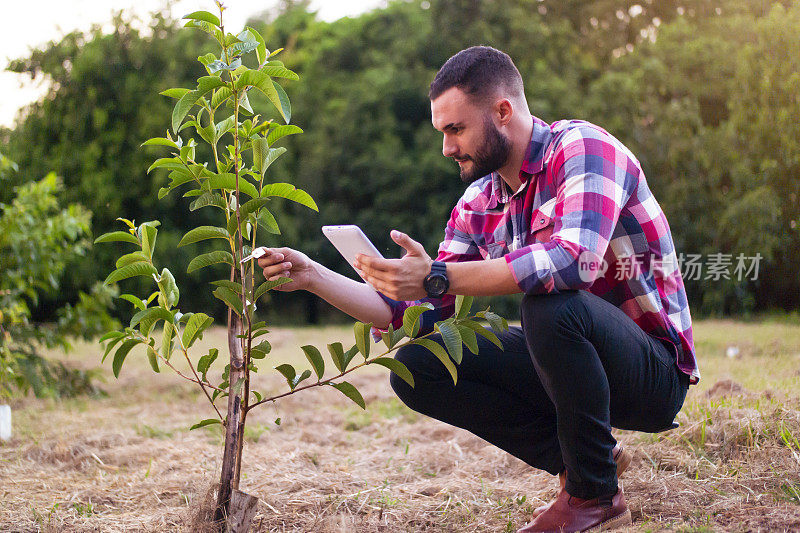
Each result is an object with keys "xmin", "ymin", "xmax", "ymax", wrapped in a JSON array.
[
  {"xmin": 504, "ymin": 126, "xmax": 639, "ymax": 294},
  {"xmin": 377, "ymin": 199, "xmax": 483, "ymax": 336}
]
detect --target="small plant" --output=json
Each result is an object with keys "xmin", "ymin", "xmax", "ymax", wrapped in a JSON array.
[{"xmin": 95, "ymin": 2, "xmax": 506, "ymax": 529}]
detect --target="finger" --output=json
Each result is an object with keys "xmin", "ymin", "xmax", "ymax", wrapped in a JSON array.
[
  {"xmin": 390, "ymin": 230, "xmax": 426, "ymax": 257},
  {"xmin": 257, "ymin": 249, "xmax": 284, "ymax": 267},
  {"xmin": 355, "ymin": 254, "xmax": 394, "ymax": 273},
  {"xmin": 262, "ymin": 262, "xmax": 292, "ymax": 278}
]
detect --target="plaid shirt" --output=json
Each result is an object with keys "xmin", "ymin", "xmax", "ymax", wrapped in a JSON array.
[{"xmin": 380, "ymin": 116, "xmax": 699, "ymax": 383}]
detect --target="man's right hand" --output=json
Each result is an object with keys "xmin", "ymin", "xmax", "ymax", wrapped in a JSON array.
[{"xmin": 256, "ymin": 247, "xmax": 317, "ymax": 292}]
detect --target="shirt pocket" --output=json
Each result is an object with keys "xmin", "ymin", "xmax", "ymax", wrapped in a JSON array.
[{"xmin": 531, "ymin": 212, "xmax": 555, "ymax": 243}]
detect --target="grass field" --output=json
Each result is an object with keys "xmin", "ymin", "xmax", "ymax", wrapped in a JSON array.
[{"xmin": 1, "ymin": 318, "xmax": 800, "ymax": 532}]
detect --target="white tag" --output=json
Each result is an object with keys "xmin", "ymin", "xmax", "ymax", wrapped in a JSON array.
[{"xmin": 240, "ymin": 247, "xmax": 267, "ymax": 264}]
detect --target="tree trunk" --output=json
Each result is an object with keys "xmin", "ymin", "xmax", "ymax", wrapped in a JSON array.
[{"xmin": 215, "ymin": 312, "xmax": 247, "ymax": 527}]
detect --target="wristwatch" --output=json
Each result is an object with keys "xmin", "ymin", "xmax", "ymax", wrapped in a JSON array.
[{"xmin": 423, "ymin": 261, "xmax": 450, "ymax": 298}]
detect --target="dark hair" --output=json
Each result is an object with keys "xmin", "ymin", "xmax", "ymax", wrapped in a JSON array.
[{"xmin": 429, "ymin": 46, "xmax": 524, "ymax": 103}]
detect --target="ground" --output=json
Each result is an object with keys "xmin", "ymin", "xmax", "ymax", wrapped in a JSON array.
[{"xmin": 1, "ymin": 319, "xmax": 800, "ymax": 532}]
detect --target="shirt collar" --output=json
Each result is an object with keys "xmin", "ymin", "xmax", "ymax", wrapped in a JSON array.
[{"xmin": 488, "ymin": 116, "xmax": 552, "ymax": 207}]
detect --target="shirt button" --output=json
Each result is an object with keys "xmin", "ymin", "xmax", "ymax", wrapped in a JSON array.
[{"xmin": 540, "ymin": 218, "xmax": 545, "ymax": 224}]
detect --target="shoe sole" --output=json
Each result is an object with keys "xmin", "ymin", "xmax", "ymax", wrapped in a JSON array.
[{"xmin": 585, "ymin": 508, "xmax": 633, "ymax": 531}]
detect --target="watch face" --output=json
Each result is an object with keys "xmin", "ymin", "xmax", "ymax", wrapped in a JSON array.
[{"xmin": 426, "ymin": 275, "xmax": 447, "ymax": 295}]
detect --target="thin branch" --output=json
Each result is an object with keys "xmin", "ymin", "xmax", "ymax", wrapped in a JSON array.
[{"xmin": 246, "ymin": 333, "xmax": 432, "ymax": 412}]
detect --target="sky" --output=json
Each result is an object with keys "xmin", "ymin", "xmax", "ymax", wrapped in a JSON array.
[{"xmin": 0, "ymin": 0, "xmax": 385, "ymax": 127}]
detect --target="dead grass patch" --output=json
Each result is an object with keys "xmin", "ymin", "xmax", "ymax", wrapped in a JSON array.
[{"xmin": 2, "ymin": 323, "xmax": 800, "ymax": 531}]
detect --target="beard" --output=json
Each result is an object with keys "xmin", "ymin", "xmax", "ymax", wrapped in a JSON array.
[{"xmin": 456, "ymin": 117, "xmax": 512, "ymax": 184}]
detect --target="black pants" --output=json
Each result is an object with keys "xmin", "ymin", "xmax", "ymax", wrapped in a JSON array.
[{"xmin": 390, "ymin": 290, "xmax": 689, "ymax": 500}]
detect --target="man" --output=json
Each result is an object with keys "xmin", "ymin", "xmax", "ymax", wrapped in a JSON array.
[{"xmin": 258, "ymin": 46, "xmax": 697, "ymax": 532}]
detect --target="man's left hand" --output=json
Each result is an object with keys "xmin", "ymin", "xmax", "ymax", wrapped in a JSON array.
[{"xmin": 355, "ymin": 230, "xmax": 433, "ymax": 301}]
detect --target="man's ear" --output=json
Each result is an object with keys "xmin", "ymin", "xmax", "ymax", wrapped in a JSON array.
[{"xmin": 495, "ymin": 98, "xmax": 513, "ymax": 126}]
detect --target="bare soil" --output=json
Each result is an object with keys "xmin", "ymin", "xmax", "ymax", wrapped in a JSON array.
[{"xmin": 2, "ymin": 321, "xmax": 800, "ymax": 532}]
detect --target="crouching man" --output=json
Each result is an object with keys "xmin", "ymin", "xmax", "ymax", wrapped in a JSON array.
[{"xmin": 259, "ymin": 46, "xmax": 698, "ymax": 532}]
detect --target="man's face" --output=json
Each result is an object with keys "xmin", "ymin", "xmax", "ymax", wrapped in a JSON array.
[{"xmin": 431, "ymin": 87, "xmax": 512, "ymax": 184}]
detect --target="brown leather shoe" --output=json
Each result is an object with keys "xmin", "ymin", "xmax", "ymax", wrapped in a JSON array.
[
  {"xmin": 530, "ymin": 444, "xmax": 632, "ymax": 519},
  {"xmin": 517, "ymin": 486, "xmax": 631, "ymax": 532}
]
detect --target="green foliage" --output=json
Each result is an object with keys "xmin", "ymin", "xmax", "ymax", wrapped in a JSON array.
[
  {"xmin": 91, "ymin": 5, "xmax": 508, "ymax": 433},
  {"xmin": 0, "ymin": 157, "xmax": 114, "ymax": 399}
]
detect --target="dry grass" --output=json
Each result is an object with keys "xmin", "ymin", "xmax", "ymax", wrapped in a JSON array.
[{"xmin": 1, "ymin": 319, "xmax": 800, "ymax": 532}]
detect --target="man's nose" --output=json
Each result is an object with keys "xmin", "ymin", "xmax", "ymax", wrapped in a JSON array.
[{"xmin": 442, "ymin": 136, "xmax": 458, "ymax": 158}]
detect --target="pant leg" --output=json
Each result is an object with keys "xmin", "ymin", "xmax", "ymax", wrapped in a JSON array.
[
  {"xmin": 390, "ymin": 327, "xmax": 565, "ymax": 475},
  {"xmin": 520, "ymin": 290, "xmax": 689, "ymax": 500}
]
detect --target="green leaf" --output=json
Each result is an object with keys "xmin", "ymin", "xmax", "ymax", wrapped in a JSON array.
[
  {"xmin": 262, "ymin": 147, "xmax": 286, "ymax": 173},
  {"xmin": 172, "ymin": 91, "xmax": 201, "ymax": 134},
  {"xmin": 257, "ymin": 208, "xmax": 280, "ymax": 235},
  {"xmin": 372, "ymin": 357, "xmax": 414, "ymax": 388},
  {"xmin": 98, "ymin": 331, "xmax": 125, "ymax": 343},
  {"xmin": 341, "ymin": 345, "xmax": 359, "ymax": 371},
  {"xmin": 213, "ymin": 286, "xmax": 243, "ymax": 316},
  {"xmin": 140, "ymin": 223, "xmax": 158, "ymax": 259},
  {"xmin": 178, "ymin": 226, "xmax": 230, "ymax": 247},
  {"xmin": 146, "ymin": 346, "xmax": 160, "ymax": 373},
  {"xmin": 158, "ymin": 268, "xmax": 179, "ymax": 307},
  {"xmin": 160, "ymin": 88, "xmax": 192, "ymax": 99},
  {"xmin": 207, "ymin": 173, "xmax": 259, "ymax": 198},
  {"xmin": 187, "ymin": 251, "xmax": 234, "ymax": 273},
  {"xmin": 482, "ymin": 311, "xmax": 508, "ymax": 332},
  {"xmin": 250, "ymin": 340, "xmax": 270, "ymax": 359},
  {"xmin": 274, "ymin": 363, "xmax": 296, "ymax": 388},
  {"xmin": 210, "ymin": 279, "xmax": 243, "ymax": 293},
  {"xmin": 353, "ymin": 322, "xmax": 371, "ymax": 358},
  {"xmin": 403, "ymin": 303, "xmax": 434, "ymax": 337},
  {"xmin": 101, "ymin": 335, "xmax": 125, "ymax": 363},
  {"xmin": 189, "ymin": 192, "xmax": 227, "ymax": 212},
  {"xmin": 437, "ymin": 320, "xmax": 463, "ymax": 365},
  {"xmin": 271, "ymin": 80, "xmax": 292, "ymax": 124},
  {"xmin": 330, "ymin": 381, "xmax": 366, "ymax": 409},
  {"xmin": 104, "ymin": 262, "xmax": 158, "ymax": 286},
  {"xmin": 266, "ymin": 124, "xmax": 302, "ymax": 146},
  {"xmin": 183, "ymin": 10, "xmax": 221, "ymax": 28},
  {"xmin": 260, "ymin": 65, "xmax": 299, "ymax": 80},
  {"xmin": 197, "ymin": 348, "xmax": 218, "ymax": 380},
  {"xmin": 251, "ymin": 390, "xmax": 263, "ymax": 403},
  {"xmin": 240, "ymin": 197, "xmax": 270, "ymax": 219},
  {"xmin": 130, "ymin": 306, "xmax": 174, "ymax": 337},
  {"xmin": 182, "ymin": 312, "xmax": 213, "ymax": 348},
  {"xmin": 112, "ymin": 339, "xmax": 140, "ymax": 378},
  {"xmin": 301, "ymin": 345, "xmax": 324, "ymax": 380},
  {"xmin": 161, "ymin": 321, "xmax": 176, "ymax": 359},
  {"xmin": 214, "ymin": 115, "xmax": 236, "ymax": 143},
  {"xmin": 190, "ymin": 418, "xmax": 222, "ymax": 431},
  {"xmin": 116, "ymin": 251, "xmax": 148, "ymax": 268},
  {"xmin": 455, "ymin": 295, "xmax": 474, "ymax": 319},
  {"xmin": 381, "ymin": 324, "xmax": 397, "ymax": 350},
  {"xmin": 327, "ymin": 342, "xmax": 345, "ymax": 372},
  {"xmin": 228, "ymin": 36, "xmax": 259, "ymax": 57},
  {"xmin": 457, "ymin": 325, "xmax": 478, "ymax": 355},
  {"xmin": 254, "ymin": 277, "xmax": 291, "ymax": 300},
  {"xmin": 291, "ymin": 369, "xmax": 312, "ymax": 389},
  {"xmin": 460, "ymin": 319, "xmax": 503, "ymax": 349},
  {"xmin": 246, "ymin": 26, "xmax": 267, "ymax": 65},
  {"xmin": 141, "ymin": 137, "xmax": 179, "ymax": 149},
  {"xmin": 234, "ymin": 70, "xmax": 287, "ymax": 121},
  {"xmin": 260, "ymin": 182, "xmax": 318, "ymax": 211},
  {"xmin": 211, "ymin": 87, "xmax": 233, "ymax": 109},
  {"xmin": 414, "ymin": 338, "xmax": 457, "ymax": 385},
  {"xmin": 94, "ymin": 231, "xmax": 138, "ymax": 245},
  {"xmin": 252, "ymin": 137, "xmax": 269, "ymax": 175},
  {"xmin": 148, "ymin": 159, "xmax": 188, "ymax": 175}
]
